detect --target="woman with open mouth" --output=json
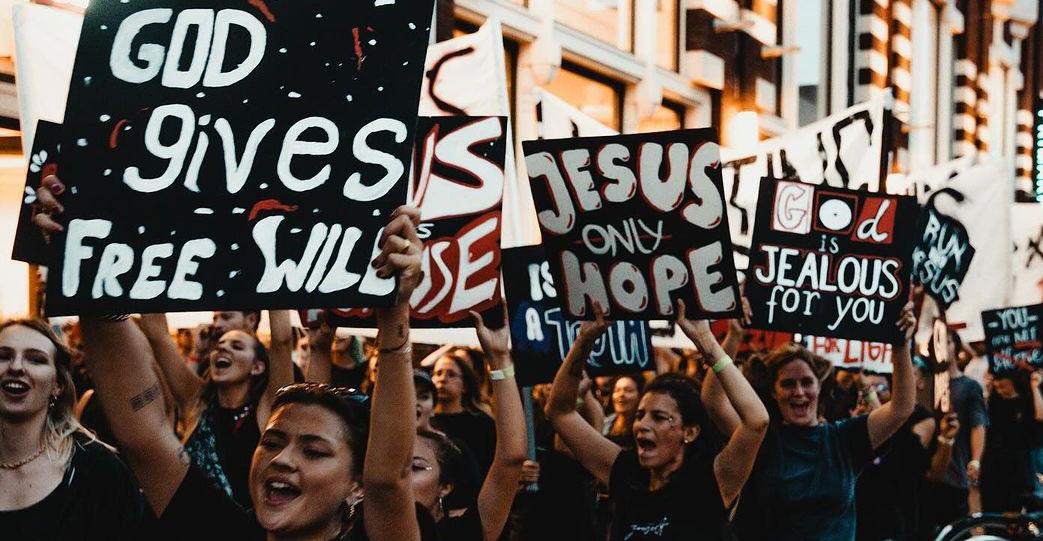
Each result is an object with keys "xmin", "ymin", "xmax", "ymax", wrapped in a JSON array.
[
  {"xmin": 34, "ymin": 176, "xmax": 431, "ymax": 541},
  {"xmin": 723, "ymin": 302, "xmax": 918, "ymax": 541},
  {"xmin": 544, "ymin": 301, "xmax": 770, "ymax": 541},
  {"xmin": 135, "ymin": 305, "xmax": 297, "ymax": 510},
  {"xmin": 0, "ymin": 318, "xmax": 146, "ymax": 540}
]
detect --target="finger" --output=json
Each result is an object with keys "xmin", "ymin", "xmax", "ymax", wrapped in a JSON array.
[
  {"xmin": 676, "ymin": 299, "xmax": 687, "ymax": 321},
  {"xmin": 42, "ymin": 175, "xmax": 66, "ymax": 196},
  {"xmin": 469, "ymin": 310, "xmax": 485, "ymax": 331},
  {"xmin": 373, "ymin": 234, "xmax": 410, "ymax": 270},
  {"xmin": 381, "ymin": 214, "xmax": 421, "ymax": 247},
  {"xmin": 380, "ymin": 252, "xmax": 421, "ymax": 278},
  {"xmin": 390, "ymin": 205, "xmax": 421, "ymax": 226},
  {"xmin": 35, "ymin": 184, "xmax": 64, "ymax": 215},
  {"xmin": 32, "ymin": 212, "xmax": 64, "ymax": 234}
]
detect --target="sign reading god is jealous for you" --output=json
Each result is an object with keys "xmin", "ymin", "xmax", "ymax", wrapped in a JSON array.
[
  {"xmin": 45, "ymin": 0, "xmax": 435, "ymax": 316},
  {"xmin": 746, "ymin": 178, "xmax": 918, "ymax": 344},
  {"xmin": 522, "ymin": 129, "xmax": 741, "ymax": 320}
]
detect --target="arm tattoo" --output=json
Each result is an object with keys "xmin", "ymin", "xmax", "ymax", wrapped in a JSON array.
[{"xmin": 129, "ymin": 382, "xmax": 161, "ymax": 411}]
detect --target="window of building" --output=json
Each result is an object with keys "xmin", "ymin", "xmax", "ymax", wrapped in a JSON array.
[
  {"xmin": 543, "ymin": 62, "xmax": 624, "ymax": 130},
  {"xmin": 638, "ymin": 101, "xmax": 685, "ymax": 132},
  {"xmin": 554, "ymin": 0, "xmax": 633, "ymax": 51},
  {"xmin": 794, "ymin": 0, "xmax": 828, "ymax": 125},
  {"xmin": 655, "ymin": 0, "xmax": 680, "ymax": 71}
]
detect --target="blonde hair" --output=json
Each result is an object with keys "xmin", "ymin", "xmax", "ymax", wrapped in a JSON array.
[{"xmin": 0, "ymin": 319, "xmax": 101, "ymax": 466}]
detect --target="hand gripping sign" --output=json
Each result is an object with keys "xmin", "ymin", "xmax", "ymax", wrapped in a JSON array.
[{"xmin": 522, "ymin": 129, "xmax": 741, "ymax": 321}]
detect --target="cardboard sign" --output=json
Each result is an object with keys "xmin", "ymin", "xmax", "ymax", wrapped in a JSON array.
[
  {"xmin": 746, "ymin": 178, "xmax": 918, "ymax": 343},
  {"xmin": 502, "ymin": 245, "xmax": 652, "ymax": 386},
  {"xmin": 804, "ymin": 335, "xmax": 894, "ymax": 374},
  {"xmin": 13, "ymin": 120, "xmax": 62, "ymax": 266},
  {"xmin": 721, "ymin": 96, "xmax": 890, "ymax": 270},
  {"xmin": 982, "ymin": 304, "xmax": 1043, "ymax": 374},
  {"xmin": 911, "ymin": 199, "xmax": 975, "ymax": 309},
  {"xmin": 314, "ymin": 116, "xmax": 508, "ymax": 328},
  {"xmin": 708, "ymin": 320, "xmax": 793, "ymax": 354},
  {"xmin": 44, "ymin": 0, "xmax": 434, "ymax": 316},
  {"xmin": 522, "ymin": 129, "xmax": 740, "ymax": 321}
]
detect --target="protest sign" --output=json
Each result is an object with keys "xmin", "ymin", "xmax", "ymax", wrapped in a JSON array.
[
  {"xmin": 13, "ymin": 120, "xmax": 61, "ymax": 266},
  {"xmin": 746, "ymin": 177, "xmax": 918, "ymax": 343},
  {"xmin": 523, "ymin": 129, "xmax": 740, "ymax": 321},
  {"xmin": 721, "ymin": 96, "xmax": 890, "ymax": 270},
  {"xmin": 982, "ymin": 304, "xmax": 1043, "ymax": 374},
  {"xmin": 534, "ymin": 88, "xmax": 618, "ymax": 139},
  {"xmin": 911, "ymin": 196, "xmax": 975, "ymax": 309},
  {"xmin": 44, "ymin": 0, "xmax": 435, "ymax": 316},
  {"xmin": 708, "ymin": 320, "xmax": 793, "ymax": 354},
  {"xmin": 1011, "ymin": 204, "xmax": 1043, "ymax": 306},
  {"xmin": 314, "ymin": 116, "xmax": 508, "ymax": 328},
  {"xmin": 804, "ymin": 335, "xmax": 894, "ymax": 373},
  {"xmin": 502, "ymin": 245, "xmax": 652, "ymax": 386}
]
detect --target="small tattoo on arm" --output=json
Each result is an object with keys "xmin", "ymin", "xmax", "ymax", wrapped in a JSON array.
[{"xmin": 129, "ymin": 382, "xmax": 160, "ymax": 411}]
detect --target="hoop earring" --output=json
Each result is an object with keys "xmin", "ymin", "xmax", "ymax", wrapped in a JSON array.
[
  {"xmin": 49, "ymin": 395, "xmax": 58, "ymax": 409},
  {"xmin": 438, "ymin": 495, "xmax": 445, "ymax": 517},
  {"xmin": 348, "ymin": 496, "xmax": 362, "ymax": 521}
]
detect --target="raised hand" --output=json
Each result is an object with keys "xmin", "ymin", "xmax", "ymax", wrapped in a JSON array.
[
  {"xmin": 32, "ymin": 175, "xmax": 66, "ymax": 241},
  {"xmin": 372, "ymin": 206, "xmax": 423, "ymax": 300},
  {"xmin": 576, "ymin": 303, "xmax": 610, "ymax": 346},
  {"xmin": 896, "ymin": 301, "xmax": 916, "ymax": 345},
  {"xmin": 471, "ymin": 302, "xmax": 510, "ymax": 367}
]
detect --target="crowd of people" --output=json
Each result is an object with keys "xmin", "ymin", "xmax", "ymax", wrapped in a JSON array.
[{"xmin": 2, "ymin": 176, "xmax": 1042, "ymax": 541}]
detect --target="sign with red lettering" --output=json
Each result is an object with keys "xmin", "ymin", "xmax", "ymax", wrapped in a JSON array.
[
  {"xmin": 44, "ymin": 0, "xmax": 435, "ymax": 316},
  {"xmin": 321, "ymin": 116, "xmax": 508, "ymax": 327},
  {"xmin": 522, "ymin": 129, "xmax": 740, "ymax": 320},
  {"xmin": 804, "ymin": 335, "xmax": 894, "ymax": 374},
  {"xmin": 708, "ymin": 320, "xmax": 793, "ymax": 354},
  {"xmin": 746, "ymin": 178, "xmax": 918, "ymax": 343}
]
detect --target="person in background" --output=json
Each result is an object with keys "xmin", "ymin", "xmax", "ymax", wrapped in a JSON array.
[
  {"xmin": 728, "ymin": 302, "xmax": 917, "ymax": 541},
  {"xmin": 980, "ymin": 371, "xmax": 1043, "ymax": 512},
  {"xmin": 602, "ymin": 375, "xmax": 643, "ymax": 450},
  {"xmin": 0, "ymin": 319, "xmax": 146, "ymax": 540},
  {"xmin": 410, "ymin": 307, "xmax": 526, "ymax": 540},
  {"xmin": 292, "ymin": 328, "xmax": 310, "ymax": 377},
  {"xmin": 594, "ymin": 376, "xmax": 617, "ymax": 415},
  {"xmin": 432, "ymin": 352, "xmax": 496, "ymax": 479},
  {"xmin": 922, "ymin": 326, "xmax": 988, "ymax": 531},
  {"xmin": 547, "ymin": 302, "xmax": 770, "ymax": 540}
]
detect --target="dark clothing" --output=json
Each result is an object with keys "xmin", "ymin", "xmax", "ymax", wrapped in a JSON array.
[
  {"xmin": 607, "ymin": 448, "xmax": 727, "ymax": 541},
  {"xmin": 152, "ymin": 465, "xmax": 439, "ymax": 541},
  {"xmin": 332, "ymin": 363, "xmax": 368, "ymax": 391},
  {"xmin": 0, "ymin": 434, "xmax": 146, "ymax": 541},
  {"xmin": 942, "ymin": 376, "xmax": 988, "ymax": 489},
  {"xmin": 855, "ymin": 405, "xmax": 933, "ymax": 541},
  {"xmin": 184, "ymin": 402, "xmax": 261, "ymax": 510},
  {"xmin": 981, "ymin": 393, "xmax": 1038, "ymax": 512},
  {"xmin": 921, "ymin": 481, "xmax": 968, "ymax": 537},
  {"xmin": 508, "ymin": 449, "xmax": 600, "ymax": 541},
  {"xmin": 734, "ymin": 415, "xmax": 874, "ymax": 541},
  {"xmin": 437, "ymin": 505, "xmax": 484, "ymax": 541},
  {"xmin": 822, "ymin": 376, "xmax": 859, "ymax": 422},
  {"xmin": 432, "ymin": 410, "xmax": 496, "ymax": 479}
]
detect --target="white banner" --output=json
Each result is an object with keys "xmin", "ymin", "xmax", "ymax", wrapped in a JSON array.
[
  {"xmin": 720, "ymin": 95, "xmax": 890, "ymax": 270},
  {"xmin": 12, "ymin": 3, "xmax": 81, "ymax": 151},
  {"xmin": 534, "ymin": 87, "xmax": 617, "ymax": 139},
  {"xmin": 1011, "ymin": 203, "xmax": 1043, "ymax": 306},
  {"xmin": 804, "ymin": 335, "xmax": 894, "ymax": 374},
  {"xmin": 919, "ymin": 160, "xmax": 1013, "ymax": 342}
]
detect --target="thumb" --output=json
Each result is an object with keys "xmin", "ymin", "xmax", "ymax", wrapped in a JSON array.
[
  {"xmin": 676, "ymin": 299, "xmax": 687, "ymax": 321},
  {"xmin": 469, "ymin": 310, "xmax": 484, "ymax": 330}
]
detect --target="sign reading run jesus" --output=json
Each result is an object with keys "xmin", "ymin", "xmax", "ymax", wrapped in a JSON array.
[
  {"xmin": 522, "ymin": 129, "xmax": 740, "ymax": 320},
  {"xmin": 45, "ymin": 0, "xmax": 434, "ymax": 316}
]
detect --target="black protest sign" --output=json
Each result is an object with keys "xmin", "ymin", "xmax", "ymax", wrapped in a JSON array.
[
  {"xmin": 316, "ymin": 116, "xmax": 508, "ymax": 328},
  {"xmin": 13, "ymin": 120, "xmax": 62, "ymax": 266},
  {"xmin": 746, "ymin": 178, "xmax": 918, "ymax": 343},
  {"xmin": 982, "ymin": 304, "xmax": 1043, "ymax": 374},
  {"xmin": 911, "ymin": 199, "xmax": 975, "ymax": 309},
  {"xmin": 502, "ymin": 245, "xmax": 652, "ymax": 386},
  {"xmin": 45, "ymin": 0, "xmax": 434, "ymax": 316},
  {"xmin": 522, "ymin": 129, "xmax": 740, "ymax": 321}
]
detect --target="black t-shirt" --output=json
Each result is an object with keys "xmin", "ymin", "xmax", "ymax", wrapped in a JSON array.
[
  {"xmin": 981, "ymin": 393, "xmax": 1038, "ymax": 511},
  {"xmin": 855, "ymin": 405, "xmax": 933, "ymax": 541},
  {"xmin": 152, "ymin": 465, "xmax": 440, "ymax": 541},
  {"xmin": 432, "ymin": 411, "xmax": 496, "ymax": 479},
  {"xmin": 607, "ymin": 448, "xmax": 726, "ymax": 541},
  {"xmin": 213, "ymin": 404, "xmax": 261, "ymax": 509},
  {"xmin": 509, "ymin": 448, "xmax": 599, "ymax": 541},
  {"xmin": 733, "ymin": 415, "xmax": 874, "ymax": 541},
  {"xmin": 0, "ymin": 434, "xmax": 146, "ymax": 541}
]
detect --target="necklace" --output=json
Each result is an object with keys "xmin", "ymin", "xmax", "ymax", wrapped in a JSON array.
[{"xmin": 0, "ymin": 444, "xmax": 45, "ymax": 469}]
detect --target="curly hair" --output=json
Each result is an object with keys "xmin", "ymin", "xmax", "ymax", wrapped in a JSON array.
[{"xmin": 744, "ymin": 342, "xmax": 833, "ymax": 420}]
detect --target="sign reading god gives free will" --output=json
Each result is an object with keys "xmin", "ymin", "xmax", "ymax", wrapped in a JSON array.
[
  {"xmin": 45, "ymin": 0, "xmax": 435, "ymax": 316},
  {"xmin": 522, "ymin": 129, "xmax": 741, "ymax": 321}
]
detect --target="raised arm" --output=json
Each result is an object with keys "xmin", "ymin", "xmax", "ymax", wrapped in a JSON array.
[
  {"xmin": 867, "ymin": 302, "xmax": 917, "ymax": 450},
  {"xmin": 544, "ymin": 310, "xmax": 621, "ymax": 486},
  {"xmin": 305, "ymin": 315, "xmax": 335, "ymax": 384},
  {"xmin": 1032, "ymin": 372, "xmax": 1043, "ymax": 422},
  {"xmin": 927, "ymin": 412, "xmax": 959, "ymax": 482},
  {"xmin": 676, "ymin": 301, "xmax": 769, "ymax": 507},
  {"xmin": 471, "ymin": 306, "xmax": 527, "ymax": 541},
  {"xmin": 139, "ymin": 313, "xmax": 204, "ymax": 412},
  {"xmin": 35, "ymin": 177, "xmax": 188, "ymax": 515},
  {"xmin": 363, "ymin": 206, "xmax": 423, "ymax": 541},
  {"xmin": 257, "ymin": 310, "xmax": 296, "ymax": 427}
]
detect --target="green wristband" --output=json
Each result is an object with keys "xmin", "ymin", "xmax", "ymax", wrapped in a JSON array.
[{"xmin": 712, "ymin": 356, "xmax": 734, "ymax": 374}]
